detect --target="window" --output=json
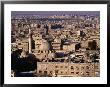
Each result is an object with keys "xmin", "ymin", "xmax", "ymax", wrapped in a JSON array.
[
  {"xmin": 45, "ymin": 55, "xmax": 46, "ymax": 57},
  {"xmin": 38, "ymin": 50, "xmax": 40, "ymax": 53},
  {"xmin": 71, "ymin": 66, "xmax": 74, "ymax": 69},
  {"xmin": 44, "ymin": 71, "xmax": 47, "ymax": 74},
  {"xmin": 18, "ymin": 43, "xmax": 21, "ymax": 45},
  {"xmin": 55, "ymin": 70, "xmax": 58, "ymax": 73},
  {"xmin": 71, "ymin": 72, "xmax": 74, "ymax": 74},
  {"xmin": 76, "ymin": 72, "xmax": 79, "ymax": 74},
  {"xmin": 50, "ymin": 71, "xmax": 52, "ymax": 74},
  {"xmin": 86, "ymin": 72, "xmax": 89, "ymax": 74},
  {"xmin": 61, "ymin": 71, "xmax": 63, "ymax": 74},
  {"xmin": 95, "ymin": 66, "xmax": 99, "ymax": 69},
  {"xmin": 86, "ymin": 66, "xmax": 89, "ymax": 69},
  {"xmin": 55, "ymin": 66, "xmax": 58, "ymax": 68},
  {"xmin": 48, "ymin": 50, "xmax": 50, "ymax": 53},
  {"xmin": 81, "ymin": 67, "xmax": 84, "ymax": 70},
  {"xmin": 37, "ymin": 46, "xmax": 39, "ymax": 48},
  {"xmin": 81, "ymin": 72, "xmax": 84, "ymax": 76},
  {"xmin": 61, "ymin": 66, "xmax": 63, "ymax": 68},
  {"xmin": 39, "ymin": 70, "xmax": 42, "ymax": 73},
  {"xmin": 76, "ymin": 66, "xmax": 79, "ymax": 70},
  {"xmin": 41, "ymin": 51, "xmax": 43, "ymax": 53},
  {"xmin": 65, "ymin": 66, "xmax": 68, "ymax": 68},
  {"xmin": 86, "ymin": 72, "xmax": 89, "ymax": 76}
]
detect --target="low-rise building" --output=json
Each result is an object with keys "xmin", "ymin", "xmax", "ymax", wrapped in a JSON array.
[{"xmin": 37, "ymin": 62, "xmax": 100, "ymax": 77}]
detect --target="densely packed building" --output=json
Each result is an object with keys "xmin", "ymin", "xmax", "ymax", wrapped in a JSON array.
[{"xmin": 11, "ymin": 12, "xmax": 100, "ymax": 77}]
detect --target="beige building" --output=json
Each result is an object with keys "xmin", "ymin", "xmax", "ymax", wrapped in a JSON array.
[
  {"xmin": 51, "ymin": 38, "xmax": 61, "ymax": 51},
  {"xmin": 33, "ymin": 34, "xmax": 55, "ymax": 60},
  {"xmin": 16, "ymin": 39, "xmax": 29, "ymax": 51},
  {"xmin": 11, "ymin": 43, "xmax": 18, "ymax": 51},
  {"xmin": 81, "ymin": 40, "xmax": 88, "ymax": 48},
  {"xmin": 63, "ymin": 43, "xmax": 76, "ymax": 52},
  {"xmin": 88, "ymin": 35, "xmax": 100, "ymax": 48},
  {"xmin": 37, "ymin": 62, "xmax": 100, "ymax": 77}
]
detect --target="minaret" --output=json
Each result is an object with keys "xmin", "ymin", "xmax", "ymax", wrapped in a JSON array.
[{"xmin": 29, "ymin": 28, "xmax": 32, "ymax": 53}]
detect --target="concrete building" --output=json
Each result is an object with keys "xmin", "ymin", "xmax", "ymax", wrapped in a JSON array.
[
  {"xmin": 52, "ymin": 38, "xmax": 61, "ymax": 51},
  {"xmin": 63, "ymin": 42, "xmax": 76, "ymax": 52},
  {"xmin": 11, "ymin": 12, "xmax": 100, "ymax": 77},
  {"xmin": 37, "ymin": 62, "xmax": 100, "ymax": 77},
  {"xmin": 33, "ymin": 34, "xmax": 55, "ymax": 61},
  {"xmin": 16, "ymin": 40, "xmax": 29, "ymax": 52}
]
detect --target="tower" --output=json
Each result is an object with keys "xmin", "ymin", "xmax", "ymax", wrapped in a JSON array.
[
  {"xmin": 29, "ymin": 28, "xmax": 32, "ymax": 53},
  {"xmin": 44, "ymin": 24, "xmax": 49, "ymax": 35}
]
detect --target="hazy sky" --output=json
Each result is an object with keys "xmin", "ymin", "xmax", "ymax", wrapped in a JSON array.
[{"xmin": 11, "ymin": 11, "xmax": 100, "ymax": 17}]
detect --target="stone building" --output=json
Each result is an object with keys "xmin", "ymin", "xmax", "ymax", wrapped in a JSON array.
[
  {"xmin": 88, "ymin": 35, "xmax": 100, "ymax": 48},
  {"xmin": 51, "ymin": 38, "xmax": 61, "ymax": 51},
  {"xmin": 63, "ymin": 42, "xmax": 76, "ymax": 52},
  {"xmin": 11, "ymin": 43, "xmax": 18, "ymax": 51},
  {"xmin": 33, "ymin": 34, "xmax": 55, "ymax": 61},
  {"xmin": 17, "ymin": 42, "xmax": 29, "ymax": 51},
  {"xmin": 37, "ymin": 62, "xmax": 100, "ymax": 77}
]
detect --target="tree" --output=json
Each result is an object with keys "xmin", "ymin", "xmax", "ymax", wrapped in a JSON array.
[
  {"xmin": 11, "ymin": 50, "xmax": 37, "ymax": 72},
  {"xmin": 88, "ymin": 40, "xmax": 97, "ymax": 50}
]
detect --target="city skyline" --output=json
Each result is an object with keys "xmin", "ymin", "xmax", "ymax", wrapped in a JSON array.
[
  {"xmin": 11, "ymin": 11, "xmax": 100, "ymax": 17},
  {"xmin": 11, "ymin": 11, "xmax": 100, "ymax": 77}
]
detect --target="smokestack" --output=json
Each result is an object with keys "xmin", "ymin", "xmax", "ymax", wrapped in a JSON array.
[{"xmin": 29, "ymin": 28, "xmax": 32, "ymax": 53}]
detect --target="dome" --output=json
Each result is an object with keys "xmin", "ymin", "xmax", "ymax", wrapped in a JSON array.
[
  {"xmin": 38, "ymin": 39, "xmax": 50, "ymax": 50},
  {"xmin": 20, "ymin": 50, "xmax": 27, "ymax": 58}
]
